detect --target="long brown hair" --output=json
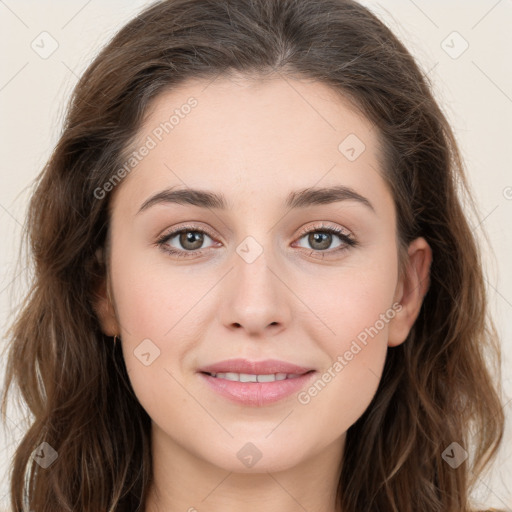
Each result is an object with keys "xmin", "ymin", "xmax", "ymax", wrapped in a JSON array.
[{"xmin": 1, "ymin": 0, "xmax": 505, "ymax": 510}]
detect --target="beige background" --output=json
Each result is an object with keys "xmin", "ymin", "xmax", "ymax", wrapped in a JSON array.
[{"xmin": 0, "ymin": 0, "xmax": 511, "ymax": 509}]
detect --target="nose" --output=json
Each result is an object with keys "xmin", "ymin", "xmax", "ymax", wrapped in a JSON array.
[{"xmin": 217, "ymin": 242, "xmax": 292, "ymax": 337}]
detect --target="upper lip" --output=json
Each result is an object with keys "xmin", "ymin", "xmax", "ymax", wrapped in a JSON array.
[{"xmin": 198, "ymin": 358, "xmax": 314, "ymax": 375}]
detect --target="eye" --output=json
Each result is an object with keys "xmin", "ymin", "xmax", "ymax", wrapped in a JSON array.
[
  {"xmin": 293, "ymin": 223, "xmax": 357, "ymax": 256},
  {"xmin": 156, "ymin": 225, "xmax": 217, "ymax": 257}
]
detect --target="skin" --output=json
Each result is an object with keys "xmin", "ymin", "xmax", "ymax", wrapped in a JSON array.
[{"xmin": 95, "ymin": 74, "xmax": 432, "ymax": 512}]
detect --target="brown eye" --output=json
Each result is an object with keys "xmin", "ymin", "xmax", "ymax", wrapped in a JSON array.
[
  {"xmin": 295, "ymin": 226, "xmax": 355, "ymax": 253},
  {"xmin": 157, "ymin": 227, "xmax": 217, "ymax": 256},
  {"xmin": 307, "ymin": 232, "xmax": 334, "ymax": 251},
  {"xmin": 178, "ymin": 231, "xmax": 205, "ymax": 250}
]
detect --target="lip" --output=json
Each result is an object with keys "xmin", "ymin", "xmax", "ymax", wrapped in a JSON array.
[
  {"xmin": 197, "ymin": 358, "xmax": 314, "ymax": 375},
  {"xmin": 197, "ymin": 358, "xmax": 316, "ymax": 407}
]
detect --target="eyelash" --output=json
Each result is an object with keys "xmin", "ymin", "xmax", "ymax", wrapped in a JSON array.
[{"xmin": 155, "ymin": 223, "xmax": 358, "ymax": 259}]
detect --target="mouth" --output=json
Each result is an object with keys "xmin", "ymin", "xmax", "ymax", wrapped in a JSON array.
[
  {"xmin": 198, "ymin": 369, "xmax": 317, "ymax": 406},
  {"xmin": 197, "ymin": 357, "xmax": 315, "ymax": 376},
  {"xmin": 200, "ymin": 370, "xmax": 315, "ymax": 382}
]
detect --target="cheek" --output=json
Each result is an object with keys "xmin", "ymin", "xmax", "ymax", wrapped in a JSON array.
[
  {"xmin": 110, "ymin": 239, "xmax": 195, "ymax": 336},
  {"xmin": 109, "ymin": 243, "xmax": 216, "ymax": 411},
  {"xmin": 302, "ymin": 248, "xmax": 399, "ymax": 357},
  {"xmin": 294, "ymin": 248, "xmax": 398, "ymax": 423}
]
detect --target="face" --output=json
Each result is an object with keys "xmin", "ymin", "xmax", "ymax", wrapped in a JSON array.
[{"xmin": 96, "ymin": 74, "xmax": 430, "ymax": 474}]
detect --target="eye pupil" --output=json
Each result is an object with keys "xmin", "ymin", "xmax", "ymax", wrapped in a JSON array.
[
  {"xmin": 180, "ymin": 231, "xmax": 204, "ymax": 250},
  {"xmin": 309, "ymin": 232, "xmax": 332, "ymax": 250}
]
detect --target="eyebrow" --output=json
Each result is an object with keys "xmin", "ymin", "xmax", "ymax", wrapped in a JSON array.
[{"xmin": 137, "ymin": 185, "xmax": 375, "ymax": 214}]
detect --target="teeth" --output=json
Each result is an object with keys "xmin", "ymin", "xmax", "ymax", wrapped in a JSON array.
[{"xmin": 209, "ymin": 372, "xmax": 303, "ymax": 382}]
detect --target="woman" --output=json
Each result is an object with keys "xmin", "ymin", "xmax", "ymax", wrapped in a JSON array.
[{"xmin": 1, "ymin": 0, "xmax": 505, "ymax": 510}]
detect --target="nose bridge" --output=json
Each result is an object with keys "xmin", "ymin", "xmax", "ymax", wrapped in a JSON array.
[
  {"xmin": 218, "ymin": 230, "xmax": 292, "ymax": 334},
  {"xmin": 233, "ymin": 232, "xmax": 279, "ymax": 305}
]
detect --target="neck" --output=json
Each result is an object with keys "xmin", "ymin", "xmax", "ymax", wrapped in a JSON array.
[{"xmin": 144, "ymin": 422, "xmax": 345, "ymax": 512}]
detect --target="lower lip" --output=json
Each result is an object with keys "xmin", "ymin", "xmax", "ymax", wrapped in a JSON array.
[{"xmin": 198, "ymin": 371, "xmax": 316, "ymax": 406}]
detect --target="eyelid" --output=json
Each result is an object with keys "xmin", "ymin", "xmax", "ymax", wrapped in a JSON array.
[
  {"xmin": 295, "ymin": 222, "xmax": 352, "ymax": 239},
  {"xmin": 157, "ymin": 222, "xmax": 217, "ymax": 242}
]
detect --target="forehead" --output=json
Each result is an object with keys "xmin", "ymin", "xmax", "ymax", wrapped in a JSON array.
[{"xmin": 112, "ymin": 74, "xmax": 390, "ymax": 216}]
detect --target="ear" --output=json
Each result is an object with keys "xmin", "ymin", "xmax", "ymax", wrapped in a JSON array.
[
  {"xmin": 388, "ymin": 237, "xmax": 432, "ymax": 347},
  {"xmin": 92, "ymin": 247, "xmax": 120, "ymax": 337}
]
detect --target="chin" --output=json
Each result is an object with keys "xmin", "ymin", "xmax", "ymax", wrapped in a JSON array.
[{"xmin": 206, "ymin": 439, "xmax": 308, "ymax": 474}]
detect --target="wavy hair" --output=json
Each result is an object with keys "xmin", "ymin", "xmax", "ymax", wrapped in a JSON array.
[{"xmin": 1, "ymin": 0, "xmax": 505, "ymax": 510}]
